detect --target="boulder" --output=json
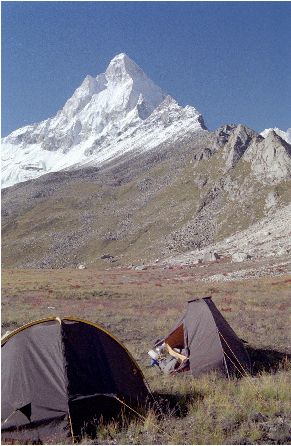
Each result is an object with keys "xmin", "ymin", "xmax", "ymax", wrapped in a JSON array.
[
  {"xmin": 231, "ymin": 252, "xmax": 252, "ymax": 262},
  {"xmin": 203, "ymin": 251, "xmax": 221, "ymax": 262},
  {"xmin": 134, "ymin": 265, "xmax": 146, "ymax": 271},
  {"xmin": 101, "ymin": 254, "xmax": 114, "ymax": 260}
]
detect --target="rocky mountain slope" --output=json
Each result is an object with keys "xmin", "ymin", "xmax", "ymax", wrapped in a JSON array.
[
  {"xmin": 2, "ymin": 121, "xmax": 291, "ymax": 268},
  {"xmin": 1, "ymin": 53, "xmax": 205, "ymax": 189},
  {"xmin": 165, "ymin": 202, "xmax": 291, "ymax": 266}
]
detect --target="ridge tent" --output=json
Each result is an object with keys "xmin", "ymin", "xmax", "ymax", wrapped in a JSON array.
[
  {"xmin": 1, "ymin": 317, "xmax": 150, "ymax": 443},
  {"xmin": 156, "ymin": 297, "xmax": 251, "ymax": 377}
]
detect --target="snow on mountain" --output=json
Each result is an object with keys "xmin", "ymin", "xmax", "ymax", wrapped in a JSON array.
[
  {"xmin": 1, "ymin": 53, "xmax": 206, "ymax": 188},
  {"xmin": 261, "ymin": 127, "xmax": 291, "ymax": 144}
]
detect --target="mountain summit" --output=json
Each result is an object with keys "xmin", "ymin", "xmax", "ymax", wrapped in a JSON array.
[
  {"xmin": 2, "ymin": 53, "xmax": 206, "ymax": 188},
  {"xmin": 105, "ymin": 53, "xmax": 154, "ymax": 84}
]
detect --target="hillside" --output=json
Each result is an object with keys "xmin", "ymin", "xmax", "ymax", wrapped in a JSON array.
[{"xmin": 2, "ymin": 124, "xmax": 291, "ymax": 268}]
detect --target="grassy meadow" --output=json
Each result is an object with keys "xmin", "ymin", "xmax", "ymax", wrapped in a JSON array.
[{"xmin": 2, "ymin": 263, "xmax": 291, "ymax": 444}]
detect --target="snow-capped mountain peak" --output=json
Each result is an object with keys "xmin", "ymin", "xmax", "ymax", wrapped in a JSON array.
[
  {"xmin": 2, "ymin": 53, "xmax": 206, "ymax": 188},
  {"xmin": 105, "ymin": 53, "xmax": 144, "ymax": 82}
]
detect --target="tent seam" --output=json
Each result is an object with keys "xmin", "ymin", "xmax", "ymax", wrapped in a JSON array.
[{"xmin": 59, "ymin": 320, "xmax": 75, "ymax": 442}]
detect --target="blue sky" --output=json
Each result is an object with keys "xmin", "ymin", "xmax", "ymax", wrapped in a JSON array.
[{"xmin": 2, "ymin": 1, "xmax": 291, "ymax": 136}]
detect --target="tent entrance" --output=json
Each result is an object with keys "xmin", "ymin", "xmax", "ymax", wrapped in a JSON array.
[
  {"xmin": 164, "ymin": 324, "xmax": 185, "ymax": 350},
  {"xmin": 69, "ymin": 394, "xmax": 123, "ymax": 440}
]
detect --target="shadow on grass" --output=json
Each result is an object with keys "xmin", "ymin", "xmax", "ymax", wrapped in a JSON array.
[
  {"xmin": 151, "ymin": 390, "xmax": 204, "ymax": 418},
  {"xmin": 247, "ymin": 346, "xmax": 291, "ymax": 375}
]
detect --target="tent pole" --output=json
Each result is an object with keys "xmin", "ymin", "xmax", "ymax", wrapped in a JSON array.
[
  {"xmin": 68, "ymin": 411, "xmax": 75, "ymax": 444},
  {"xmin": 2, "ymin": 409, "xmax": 17, "ymax": 425},
  {"xmin": 223, "ymin": 353, "xmax": 230, "ymax": 380}
]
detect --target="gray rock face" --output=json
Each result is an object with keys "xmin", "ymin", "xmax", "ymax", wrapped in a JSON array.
[
  {"xmin": 213, "ymin": 124, "xmax": 291, "ymax": 183},
  {"xmin": 244, "ymin": 130, "xmax": 291, "ymax": 183},
  {"xmin": 221, "ymin": 124, "xmax": 261, "ymax": 169},
  {"xmin": 215, "ymin": 124, "xmax": 237, "ymax": 146}
]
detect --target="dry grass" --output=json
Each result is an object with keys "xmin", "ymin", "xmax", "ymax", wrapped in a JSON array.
[
  {"xmin": 2, "ymin": 264, "xmax": 291, "ymax": 444},
  {"xmin": 90, "ymin": 368, "xmax": 291, "ymax": 445}
]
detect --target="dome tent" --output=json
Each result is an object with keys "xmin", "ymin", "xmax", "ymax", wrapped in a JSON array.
[
  {"xmin": 157, "ymin": 297, "xmax": 251, "ymax": 377},
  {"xmin": 1, "ymin": 317, "xmax": 150, "ymax": 443}
]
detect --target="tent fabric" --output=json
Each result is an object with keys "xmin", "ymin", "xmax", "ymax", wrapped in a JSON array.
[
  {"xmin": 184, "ymin": 299, "xmax": 225, "ymax": 376},
  {"xmin": 161, "ymin": 297, "xmax": 251, "ymax": 377},
  {"xmin": 1, "ymin": 317, "xmax": 150, "ymax": 443},
  {"xmin": 204, "ymin": 298, "xmax": 251, "ymax": 375}
]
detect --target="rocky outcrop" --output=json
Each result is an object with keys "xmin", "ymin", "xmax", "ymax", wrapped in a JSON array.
[
  {"xmin": 220, "ymin": 124, "xmax": 261, "ymax": 169},
  {"xmin": 244, "ymin": 130, "xmax": 291, "ymax": 183},
  {"xmin": 211, "ymin": 125, "xmax": 291, "ymax": 184}
]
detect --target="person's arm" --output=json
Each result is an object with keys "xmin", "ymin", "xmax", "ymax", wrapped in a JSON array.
[{"xmin": 165, "ymin": 343, "xmax": 187, "ymax": 362}]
